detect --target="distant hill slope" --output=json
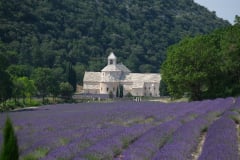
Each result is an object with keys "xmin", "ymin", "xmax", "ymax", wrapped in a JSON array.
[{"xmin": 0, "ymin": 0, "xmax": 230, "ymax": 74}]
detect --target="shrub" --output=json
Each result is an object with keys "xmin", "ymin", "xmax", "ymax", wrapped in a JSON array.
[{"xmin": 0, "ymin": 116, "xmax": 19, "ymax": 160}]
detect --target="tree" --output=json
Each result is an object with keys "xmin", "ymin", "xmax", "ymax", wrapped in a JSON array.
[
  {"xmin": 0, "ymin": 116, "xmax": 19, "ymax": 160},
  {"xmin": 65, "ymin": 62, "xmax": 77, "ymax": 92},
  {"xmin": 234, "ymin": 15, "xmax": 240, "ymax": 25},
  {"xmin": 218, "ymin": 25, "xmax": 240, "ymax": 96},
  {"xmin": 159, "ymin": 80, "xmax": 169, "ymax": 96},
  {"xmin": 49, "ymin": 68, "xmax": 64, "ymax": 102},
  {"xmin": 7, "ymin": 64, "xmax": 32, "ymax": 77},
  {"xmin": 119, "ymin": 84, "xmax": 124, "ymax": 98},
  {"xmin": 59, "ymin": 82, "xmax": 74, "ymax": 101},
  {"xmin": 116, "ymin": 86, "xmax": 119, "ymax": 98},
  {"xmin": 0, "ymin": 54, "xmax": 13, "ymax": 105},
  {"xmin": 31, "ymin": 68, "xmax": 53, "ymax": 103},
  {"xmin": 161, "ymin": 35, "xmax": 222, "ymax": 100},
  {"xmin": 74, "ymin": 64, "xmax": 85, "ymax": 85}
]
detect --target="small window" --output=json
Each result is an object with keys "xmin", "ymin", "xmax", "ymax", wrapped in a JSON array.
[
  {"xmin": 110, "ymin": 60, "xmax": 113, "ymax": 64},
  {"xmin": 107, "ymin": 87, "xmax": 109, "ymax": 92}
]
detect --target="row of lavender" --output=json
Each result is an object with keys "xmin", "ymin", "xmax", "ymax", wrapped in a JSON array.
[
  {"xmin": 198, "ymin": 97, "xmax": 240, "ymax": 160},
  {"xmin": 0, "ymin": 97, "xmax": 238, "ymax": 160},
  {"xmin": 46, "ymin": 98, "xmax": 232, "ymax": 159}
]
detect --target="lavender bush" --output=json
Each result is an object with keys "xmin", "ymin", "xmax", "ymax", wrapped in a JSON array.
[
  {"xmin": 198, "ymin": 116, "xmax": 239, "ymax": 160},
  {"xmin": 152, "ymin": 113, "xmax": 217, "ymax": 160}
]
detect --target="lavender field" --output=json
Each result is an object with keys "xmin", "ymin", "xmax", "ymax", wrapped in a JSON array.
[{"xmin": 0, "ymin": 97, "xmax": 240, "ymax": 160}]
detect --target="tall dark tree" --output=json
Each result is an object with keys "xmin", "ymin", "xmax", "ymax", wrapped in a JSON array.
[
  {"xmin": 0, "ymin": 54, "xmax": 13, "ymax": 105},
  {"xmin": 119, "ymin": 84, "xmax": 124, "ymax": 98},
  {"xmin": 66, "ymin": 62, "xmax": 77, "ymax": 92},
  {"xmin": 0, "ymin": 116, "xmax": 19, "ymax": 160},
  {"xmin": 116, "ymin": 86, "xmax": 119, "ymax": 98}
]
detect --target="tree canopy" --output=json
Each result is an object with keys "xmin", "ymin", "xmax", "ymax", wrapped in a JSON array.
[{"xmin": 161, "ymin": 24, "xmax": 240, "ymax": 100}]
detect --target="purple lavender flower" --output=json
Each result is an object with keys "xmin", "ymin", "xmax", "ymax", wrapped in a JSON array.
[
  {"xmin": 152, "ymin": 115, "xmax": 212, "ymax": 160},
  {"xmin": 0, "ymin": 97, "xmax": 236, "ymax": 159},
  {"xmin": 198, "ymin": 116, "xmax": 239, "ymax": 160}
]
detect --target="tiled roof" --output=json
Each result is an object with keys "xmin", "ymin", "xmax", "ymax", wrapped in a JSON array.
[
  {"xmin": 83, "ymin": 72, "xmax": 101, "ymax": 82},
  {"xmin": 101, "ymin": 63, "xmax": 131, "ymax": 72},
  {"xmin": 124, "ymin": 73, "xmax": 161, "ymax": 83},
  {"xmin": 83, "ymin": 84, "xmax": 100, "ymax": 90}
]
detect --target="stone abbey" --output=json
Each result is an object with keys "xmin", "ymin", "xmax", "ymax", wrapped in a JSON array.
[{"xmin": 83, "ymin": 52, "xmax": 161, "ymax": 97}]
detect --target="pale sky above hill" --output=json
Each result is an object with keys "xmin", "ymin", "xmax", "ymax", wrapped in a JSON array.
[{"xmin": 194, "ymin": 0, "xmax": 240, "ymax": 24}]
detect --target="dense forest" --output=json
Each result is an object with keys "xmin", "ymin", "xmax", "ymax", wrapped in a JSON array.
[
  {"xmin": 0, "ymin": 0, "xmax": 235, "ymax": 108},
  {"xmin": 0, "ymin": 0, "xmax": 230, "ymax": 82}
]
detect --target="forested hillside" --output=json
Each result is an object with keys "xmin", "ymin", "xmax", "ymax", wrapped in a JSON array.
[{"xmin": 0, "ymin": 0, "xmax": 230, "ymax": 83}]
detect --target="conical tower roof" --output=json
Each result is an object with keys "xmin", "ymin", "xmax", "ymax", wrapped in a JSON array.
[{"xmin": 108, "ymin": 52, "xmax": 117, "ymax": 60}]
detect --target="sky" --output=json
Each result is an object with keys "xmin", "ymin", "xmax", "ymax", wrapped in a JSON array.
[{"xmin": 194, "ymin": 0, "xmax": 240, "ymax": 24}]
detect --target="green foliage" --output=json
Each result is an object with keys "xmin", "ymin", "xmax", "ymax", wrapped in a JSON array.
[
  {"xmin": 0, "ymin": 0, "xmax": 232, "ymax": 103},
  {"xmin": 59, "ymin": 82, "xmax": 74, "ymax": 100},
  {"xmin": 159, "ymin": 80, "xmax": 169, "ymax": 96},
  {"xmin": 0, "ymin": 54, "xmax": 13, "ymax": 104},
  {"xmin": 21, "ymin": 148, "xmax": 49, "ymax": 160},
  {"xmin": 0, "ymin": 0, "xmax": 229, "ymax": 74},
  {"xmin": 162, "ymin": 25, "xmax": 240, "ymax": 100},
  {"xmin": 7, "ymin": 64, "xmax": 32, "ymax": 77},
  {"xmin": 119, "ymin": 85, "xmax": 124, "ymax": 98},
  {"xmin": 12, "ymin": 77, "xmax": 37, "ymax": 104},
  {"xmin": 31, "ymin": 68, "xmax": 59, "ymax": 103},
  {"xmin": 65, "ymin": 62, "xmax": 77, "ymax": 92},
  {"xmin": 0, "ymin": 116, "xmax": 19, "ymax": 160},
  {"xmin": 116, "ymin": 84, "xmax": 124, "ymax": 98},
  {"xmin": 234, "ymin": 15, "xmax": 240, "ymax": 25}
]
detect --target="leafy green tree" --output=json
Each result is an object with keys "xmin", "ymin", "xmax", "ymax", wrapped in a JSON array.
[
  {"xmin": 234, "ymin": 15, "xmax": 240, "ymax": 25},
  {"xmin": 59, "ymin": 82, "xmax": 74, "ymax": 100},
  {"xmin": 11, "ymin": 77, "xmax": 24, "ymax": 104},
  {"xmin": 7, "ymin": 64, "xmax": 32, "ymax": 77},
  {"xmin": 159, "ymin": 80, "xmax": 169, "ymax": 96},
  {"xmin": 31, "ymin": 68, "xmax": 53, "ymax": 103},
  {"xmin": 218, "ymin": 25, "xmax": 240, "ymax": 96},
  {"xmin": 49, "ymin": 68, "xmax": 64, "ymax": 102},
  {"xmin": 0, "ymin": 116, "xmax": 19, "ymax": 160},
  {"xmin": 161, "ymin": 35, "xmax": 221, "ymax": 100},
  {"xmin": 18, "ymin": 77, "xmax": 36, "ymax": 103}
]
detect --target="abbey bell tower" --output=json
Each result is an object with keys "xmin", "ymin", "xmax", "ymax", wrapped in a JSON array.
[{"xmin": 108, "ymin": 52, "xmax": 117, "ymax": 65}]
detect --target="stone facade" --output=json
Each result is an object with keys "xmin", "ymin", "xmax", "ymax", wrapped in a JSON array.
[{"xmin": 83, "ymin": 52, "xmax": 161, "ymax": 97}]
